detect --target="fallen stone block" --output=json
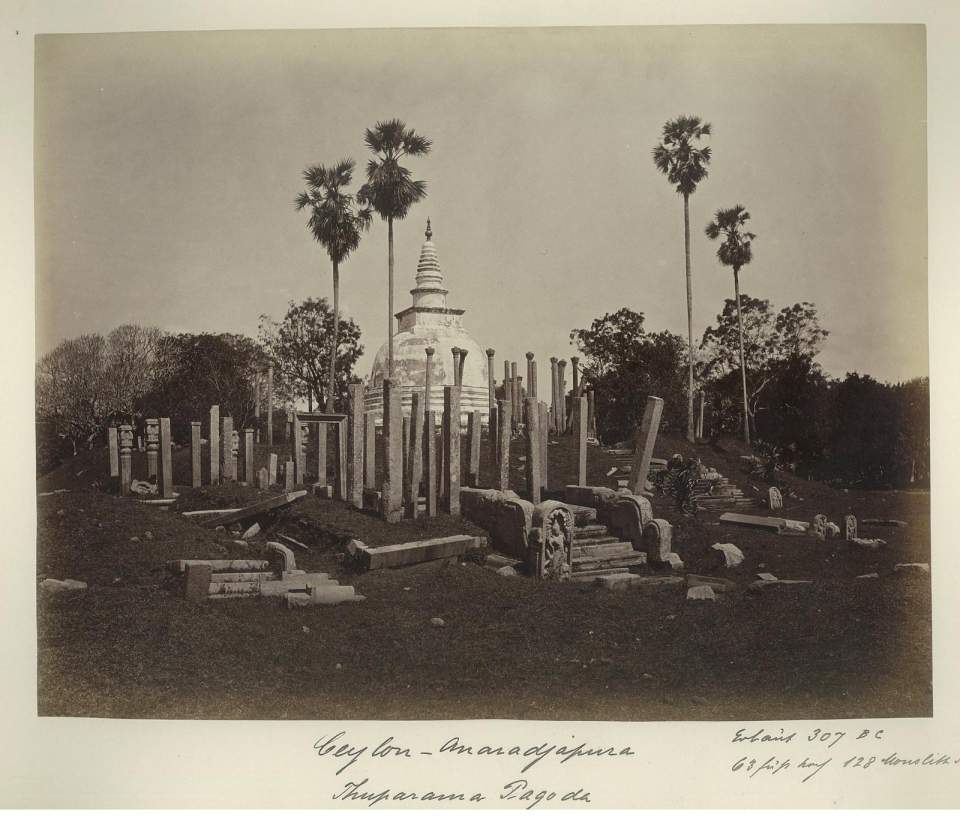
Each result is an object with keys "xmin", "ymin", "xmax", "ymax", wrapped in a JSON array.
[
  {"xmin": 824, "ymin": 521, "xmax": 841, "ymax": 538},
  {"xmin": 719, "ymin": 512, "xmax": 785, "ymax": 533},
  {"xmin": 496, "ymin": 565, "xmax": 519, "ymax": 577},
  {"xmin": 894, "ymin": 563, "xmax": 929, "ymax": 574},
  {"xmin": 849, "ymin": 537, "xmax": 886, "ymax": 549},
  {"xmin": 38, "ymin": 488, "xmax": 70, "ymax": 497},
  {"xmin": 168, "ymin": 559, "xmax": 269, "ymax": 574},
  {"xmin": 783, "ymin": 519, "xmax": 810, "ymax": 533},
  {"xmin": 208, "ymin": 572, "xmax": 335, "ymax": 597},
  {"xmin": 594, "ymin": 574, "xmax": 684, "ymax": 591},
  {"xmin": 352, "ymin": 535, "xmax": 483, "ymax": 571},
  {"xmin": 856, "ymin": 572, "xmax": 880, "ymax": 580},
  {"xmin": 266, "ymin": 540, "xmax": 297, "ymax": 572},
  {"xmin": 242, "ymin": 522, "xmax": 261, "ymax": 539},
  {"xmin": 130, "ymin": 479, "xmax": 157, "ymax": 495},
  {"xmin": 199, "ymin": 490, "xmax": 308, "ymax": 529},
  {"xmin": 712, "ymin": 542, "xmax": 744, "ymax": 568},
  {"xmin": 184, "ymin": 564, "xmax": 213, "ymax": 602},
  {"xmin": 277, "ymin": 533, "xmax": 311, "ymax": 551},
  {"xmin": 862, "ymin": 519, "xmax": 908, "ymax": 528},
  {"xmin": 285, "ymin": 584, "xmax": 363, "ymax": 607},
  {"xmin": 687, "ymin": 585, "xmax": 716, "ymax": 601},
  {"xmin": 181, "ymin": 508, "xmax": 243, "ymax": 518},
  {"xmin": 687, "ymin": 574, "xmax": 737, "ymax": 593},
  {"xmin": 666, "ymin": 552, "xmax": 684, "ymax": 571},
  {"xmin": 40, "ymin": 578, "xmax": 88, "ymax": 594}
]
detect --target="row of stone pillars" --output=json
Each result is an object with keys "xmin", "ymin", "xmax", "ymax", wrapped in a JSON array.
[{"xmin": 107, "ymin": 419, "xmax": 174, "ymax": 498}]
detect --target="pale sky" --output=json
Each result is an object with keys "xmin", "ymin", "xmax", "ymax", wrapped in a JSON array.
[{"xmin": 34, "ymin": 25, "xmax": 927, "ymax": 383}]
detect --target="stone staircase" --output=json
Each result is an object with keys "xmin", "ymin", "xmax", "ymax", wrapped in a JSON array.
[{"xmin": 568, "ymin": 505, "xmax": 647, "ymax": 580}]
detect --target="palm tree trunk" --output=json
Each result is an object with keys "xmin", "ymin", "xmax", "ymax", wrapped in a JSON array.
[
  {"xmin": 387, "ymin": 217, "xmax": 394, "ymax": 380},
  {"xmin": 734, "ymin": 267, "xmax": 751, "ymax": 445},
  {"xmin": 683, "ymin": 192, "xmax": 695, "ymax": 443},
  {"xmin": 326, "ymin": 260, "xmax": 339, "ymax": 413}
]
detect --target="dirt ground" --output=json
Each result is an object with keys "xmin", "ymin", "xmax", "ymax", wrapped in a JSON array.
[{"xmin": 35, "ymin": 429, "xmax": 931, "ymax": 721}]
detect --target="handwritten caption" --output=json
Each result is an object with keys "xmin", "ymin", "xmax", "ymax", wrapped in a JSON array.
[
  {"xmin": 313, "ymin": 731, "xmax": 636, "ymax": 808},
  {"xmin": 730, "ymin": 726, "xmax": 960, "ymax": 783}
]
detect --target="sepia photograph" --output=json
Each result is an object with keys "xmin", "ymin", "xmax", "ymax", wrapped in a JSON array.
[{"xmin": 32, "ymin": 22, "xmax": 931, "ymax": 728}]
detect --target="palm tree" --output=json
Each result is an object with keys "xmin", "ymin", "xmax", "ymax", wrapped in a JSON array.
[
  {"xmin": 653, "ymin": 115, "xmax": 712, "ymax": 443},
  {"xmin": 296, "ymin": 159, "xmax": 372, "ymax": 412},
  {"xmin": 357, "ymin": 119, "xmax": 432, "ymax": 379},
  {"xmin": 705, "ymin": 205, "xmax": 756, "ymax": 445}
]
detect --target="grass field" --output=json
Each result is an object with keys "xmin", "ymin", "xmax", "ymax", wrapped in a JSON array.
[{"xmin": 36, "ymin": 429, "xmax": 931, "ymax": 720}]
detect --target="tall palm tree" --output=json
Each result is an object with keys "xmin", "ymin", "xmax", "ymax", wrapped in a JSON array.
[
  {"xmin": 705, "ymin": 204, "xmax": 756, "ymax": 445},
  {"xmin": 357, "ymin": 119, "xmax": 432, "ymax": 379},
  {"xmin": 653, "ymin": 115, "xmax": 712, "ymax": 443},
  {"xmin": 296, "ymin": 159, "xmax": 372, "ymax": 412}
]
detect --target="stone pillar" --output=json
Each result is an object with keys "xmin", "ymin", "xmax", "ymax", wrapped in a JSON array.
[
  {"xmin": 457, "ymin": 348, "xmax": 468, "ymax": 388},
  {"xmin": 407, "ymin": 392, "xmax": 425, "ymax": 518},
  {"xmin": 576, "ymin": 395, "xmax": 588, "ymax": 486},
  {"xmin": 254, "ymin": 372, "xmax": 261, "ymax": 443},
  {"xmin": 467, "ymin": 411, "xmax": 481, "ymax": 488},
  {"xmin": 549, "ymin": 357, "xmax": 559, "ymax": 432},
  {"xmin": 348, "ymin": 384, "xmax": 364, "ymax": 508},
  {"xmin": 119, "ymin": 424, "xmax": 133, "ymax": 496},
  {"xmin": 571, "ymin": 356, "xmax": 580, "ymax": 397},
  {"xmin": 364, "ymin": 411, "xmax": 376, "ymax": 490},
  {"xmin": 159, "ymin": 417, "xmax": 173, "ymax": 498},
  {"xmin": 557, "ymin": 360, "xmax": 568, "ymax": 432},
  {"xmin": 266, "ymin": 364, "xmax": 274, "ymax": 446},
  {"xmin": 209, "ymin": 405, "xmax": 220, "ymax": 485},
  {"xmin": 424, "ymin": 409, "xmax": 437, "ymax": 517},
  {"xmin": 510, "ymin": 362, "xmax": 519, "ymax": 430},
  {"xmin": 442, "ymin": 385, "xmax": 462, "ymax": 515},
  {"xmin": 284, "ymin": 460, "xmax": 294, "ymax": 491},
  {"xmin": 497, "ymin": 398, "xmax": 511, "ymax": 491},
  {"xmin": 108, "ymin": 426, "xmax": 119, "ymax": 479},
  {"xmin": 221, "ymin": 416, "xmax": 234, "ymax": 480},
  {"xmin": 587, "ymin": 389, "xmax": 596, "ymax": 436},
  {"xmin": 503, "ymin": 360, "xmax": 511, "ymax": 396},
  {"xmin": 526, "ymin": 352, "xmax": 537, "ymax": 400},
  {"xmin": 145, "ymin": 419, "xmax": 159, "ymax": 481},
  {"xmin": 628, "ymin": 396, "xmax": 664, "ymax": 495},
  {"xmin": 290, "ymin": 415, "xmax": 303, "ymax": 484},
  {"xmin": 525, "ymin": 397, "xmax": 541, "ymax": 504},
  {"xmin": 258, "ymin": 467, "xmax": 269, "ymax": 490},
  {"xmin": 190, "ymin": 422, "xmax": 201, "ymax": 487},
  {"xmin": 382, "ymin": 379, "xmax": 403, "ymax": 523},
  {"xmin": 489, "ymin": 403, "xmax": 499, "ymax": 467},
  {"xmin": 486, "ymin": 348, "xmax": 496, "ymax": 415},
  {"xmin": 424, "ymin": 346, "xmax": 435, "ymax": 416},
  {"xmin": 515, "ymin": 376, "xmax": 523, "ymax": 428},
  {"xmin": 243, "ymin": 428, "xmax": 254, "ymax": 484},
  {"xmin": 539, "ymin": 401, "xmax": 549, "ymax": 492},
  {"xmin": 451, "ymin": 347, "xmax": 462, "ymax": 386},
  {"xmin": 268, "ymin": 452, "xmax": 278, "ymax": 485},
  {"xmin": 231, "ymin": 429, "xmax": 239, "ymax": 480},
  {"xmin": 285, "ymin": 409, "xmax": 293, "ymax": 443},
  {"xmin": 316, "ymin": 423, "xmax": 328, "ymax": 489}
]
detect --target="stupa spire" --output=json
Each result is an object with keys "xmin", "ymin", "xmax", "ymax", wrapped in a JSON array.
[{"xmin": 414, "ymin": 218, "xmax": 444, "ymax": 293}]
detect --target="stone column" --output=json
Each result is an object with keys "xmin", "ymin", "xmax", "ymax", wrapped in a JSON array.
[
  {"xmin": 266, "ymin": 364, "xmax": 274, "ymax": 446},
  {"xmin": 407, "ymin": 392, "xmax": 425, "ymax": 518},
  {"xmin": 571, "ymin": 356, "xmax": 580, "ymax": 397},
  {"xmin": 457, "ymin": 348, "xmax": 468, "ymax": 387},
  {"xmin": 526, "ymin": 352, "xmax": 536, "ymax": 400},
  {"xmin": 489, "ymin": 402, "xmax": 499, "ymax": 467},
  {"xmin": 503, "ymin": 361, "xmax": 513, "ymax": 424},
  {"xmin": 587, "ymin": 389, "xmax": 596, "ymax": 436},
  {"xmin": 401, "ymin": 415, "xmax": 410, "ymax": 498},
  {"xmin": 467, "ymin": 411, "xmax": 481, "ymax": 488},
  {"xmin": 525, "ymin": 397, "xmax": 541, "ymax": 504},
  {"xmin": 451, "ymin": 347, "xmax": 462, "ymax": 386},
  {"xmin": 145, "ymin": 419, "xmax": 159, "ymax": 481},
  {"xmin": 628, "ymin": 395, "xmax": 664, "ymax": 495},
  {"xmin": 209, "ymin": 405, "xmax": 220, "ymax": 485},
  {"xmin": 316, "ymin": 423, "xmax": 328, "ymax": 489},
  {"xmin": 424, "ymin": 409, "xmax": 437, "ymax": 517},
  {"xmin": 442, "ymin": 385, "xmax": 462, "ymax": 515},
  {"xmin": 497, "ymin": 398, "xmax": 512, "ymax": 491},
  {"xmin": 364, "ymin": 411, "xmax": 377, "ymax": 490},
  {"xmin": 268, "ymin": 452, "xmax": 278, "ymax": 485},
  {"xmin": 576, "ymin": 395, "xmax": 588, "ymax": 486},
  {"xmin": 108, "ymin": 426, "xmax": 119, "ymax": 479},
  {"xmin": 510, "ymin": 362, "xmax": 519, "ymax": 430},
  {"xmin": 382, "ymin": 379, "xmax": 403, "ymax": 523},
  {"xmin": 190, "ymin": 422, "xmax": 201, "ymax": 487},
  {"xmin": 424, "ymin": 346, "xmax": 435, "ymax": 416},
  {"xmin": 515, "ymin": 376, "xmax": 523, "ymax": 428},
  {"xmin": 485, "ymin": 348, "xmax": 496, "ymax": 416},
  {"xmin": 539, "ymin": 401, "xmax": 549, "ymax": 492},
  {"xmin": 290, "ymin": 415, "xmax": 303, "ymax": 484},
  {"xmin": 549, "ymin": 357, "xmax": 559, "ymax": 432},
  {"xmin": 231, "ymin": 429, "xmax": 239, "ymax": 480},
  {"xmin": 348, "ymin": 384, "xmax": 364, "ymax": 508},
  {"xmin": 557, "ymin": 359, "xmax": 568, "ymax": 432},
  {"xmin": 284, "ymin": 460, "xmax": 294, "ymax": 491},
  {"xmin": 243, "ymin": 428, "xmax": 254, "ymax": 484},
  {"xmin": 221, "ymin": 416, "xmax": 234, "ymax": 480},
  {"xmin": 285, "ymin": 409, "xmax": 293, "ymax": 443},
  {"xmin": 159, "ymin": 417, "xmax": 173, "ymax": 498},
  {"xmin": 254, "ymin": 371, "xmax": 261, "ymax": 443},
  {"xmin": 119, "ymin": 424, "xmax": 133, "ymax": 496}
]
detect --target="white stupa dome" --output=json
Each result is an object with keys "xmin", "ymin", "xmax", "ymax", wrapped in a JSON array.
[{"xmin": 365, "ymin": 220, "xmax": 490, "ymax": 422}]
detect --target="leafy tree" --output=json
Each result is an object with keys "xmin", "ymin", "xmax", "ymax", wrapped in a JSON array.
[
  {"xmin": 653, "ymin": 115, "xmax": 712, "ymax": 443},
  {"xmin": 570, "ymin": 308, "xmax": 687, "ymax": 442},
  {"xmin": 705, "ymin": 205, "xmax": 756, "ymax": 444},
  {"xmin": 103, "ymin": 324, "xmax": 164, "ymax": 422},
  {"xmin": 295, "ymin": 159, "xmax": 372, "ymax": 412},
  {"xmin": 357, "ymin": 119, "xmax": 431, "ymax": 378},
  {"xmin": 259, "ymin": 297, "xmax": 363, "ymax": 413},
  {"xmin": 36, "ymin": 334, "xmax": 108, "ymax": 456}
]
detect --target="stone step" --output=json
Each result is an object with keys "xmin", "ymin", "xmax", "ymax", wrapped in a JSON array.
[
  {"xmin": 570, "ymin": 567, "xmax": 631, "ymax": 581},
  {"xmin": 572, "ymin": 535, "xmax": 622, "ymax": 549},
  {"xmin": 573, "ymin": 552, "xmax": 648, "ymax": 572},
  {"xmin": 572, "ymin": 541, "xmax": 635, "ymax": 559},
  {"xmin": 567, "ymin": 504, "xmax": 598, "ymax": 525},
  {"xmin": 573, "ymin": 524, "xmax": 609, "ymax": 539}
]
